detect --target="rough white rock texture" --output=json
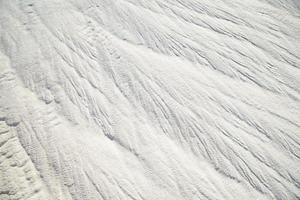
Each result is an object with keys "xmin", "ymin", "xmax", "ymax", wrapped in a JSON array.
[{"xmin": 0, "ymin": 0, "xmax": 300, "ymax": 199}]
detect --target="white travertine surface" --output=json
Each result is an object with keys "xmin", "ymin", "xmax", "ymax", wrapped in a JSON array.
[{"xmin": 0, "ymin": 0, "xmax": 300, "ymax": 199}]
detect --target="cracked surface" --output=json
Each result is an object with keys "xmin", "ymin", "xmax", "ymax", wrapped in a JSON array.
[{"xmin": 0, "ymin": 0, "xmax": 300, "ymax": 199}]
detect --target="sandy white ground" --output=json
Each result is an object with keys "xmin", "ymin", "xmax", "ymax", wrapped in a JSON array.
[{"xmin": 0, "ymin": 0, "xmax": 300, "ymax": 199}]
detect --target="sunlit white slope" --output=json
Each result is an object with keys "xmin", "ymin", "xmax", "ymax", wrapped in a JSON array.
[{"xmin": 0, "ymin": 0, "xmax": 300, "ymax": 199}]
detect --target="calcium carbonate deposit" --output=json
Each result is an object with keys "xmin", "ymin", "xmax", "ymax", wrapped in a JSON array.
[{"xmin": 0, "ymin": 0, "xmax": 300, "ymax": 199}]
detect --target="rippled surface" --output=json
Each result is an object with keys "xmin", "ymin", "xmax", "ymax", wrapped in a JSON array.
[{"xmin": 0, "ymin": 0, "xmax": 300, "ymax": 199}]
